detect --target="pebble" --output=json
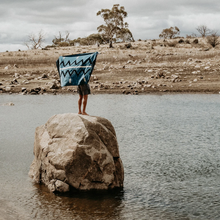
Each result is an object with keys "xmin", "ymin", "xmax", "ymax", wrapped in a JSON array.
[
  {"xmin": 14, "ymin": 73, "xmax": 20, "ymax": 78},
  {"xmin": 171, "ymin": 74, "xmax": 179, "ymax": 79},
  {"xmin": 145, "ymin": 84, "xmax": 152, "ymax": 88},
  {"xmin": 5, "ymin": 86, "xmax": 11, "ymax": 92}
]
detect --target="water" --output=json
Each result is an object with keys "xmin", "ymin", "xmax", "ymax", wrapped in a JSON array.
[{"xmin": 1, "ymin": 93, "xmax": 220, "ymax": 220}]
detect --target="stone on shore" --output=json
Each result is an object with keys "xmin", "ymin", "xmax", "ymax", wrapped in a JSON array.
[{"xmin": 29, "ymin": 113, "xmax": 124, "ymax": 193}]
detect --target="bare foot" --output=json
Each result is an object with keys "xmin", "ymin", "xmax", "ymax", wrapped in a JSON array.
[
  {"xmin": 82, "ymin": 112, "xmax": 89, "ymax": 115},
  {"xmin": 78, "ymin": 112, "xmax": 82, "ymax": 114}
]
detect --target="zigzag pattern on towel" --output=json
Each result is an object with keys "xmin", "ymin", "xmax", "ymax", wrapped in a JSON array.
[
  {"xmin": 60, "ymin": 68, "xmax": 91, "ymax": 77},
  {"xmin": 60, "ymin": 57, "xmax": 93, "ymax": 68}
]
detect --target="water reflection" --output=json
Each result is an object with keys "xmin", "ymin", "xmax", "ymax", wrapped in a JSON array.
[{"xmin": 28, "ymin": 183, "xmax": 124, "ymax": 220}]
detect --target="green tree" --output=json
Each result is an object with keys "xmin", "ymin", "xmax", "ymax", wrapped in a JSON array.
[
  {"xmin": 87, "ymin": 33, "xmax": 104, "ymax": 45},
  {"xmin": 69, "ymin": 37, "xmax": 81, "ymax": 46},
  {"xmin": 117, "ymin": 28, "xmax": 134, "ymax": 42},
  {"xmin": 97, "ymin": 4, "xmax": 133, "ymax": 47},
  {"xmin": 70, "ymin": 34, "xmax": 104, "ymax": 46},
  {"xmin": 159, "ymin": 26, "xmax": 180, "ymax": 39}
]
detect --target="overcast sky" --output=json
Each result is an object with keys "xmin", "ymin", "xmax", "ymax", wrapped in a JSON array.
[{"xmin": 1, "ymin": 0, "xmax": 220, "ymax": 52}]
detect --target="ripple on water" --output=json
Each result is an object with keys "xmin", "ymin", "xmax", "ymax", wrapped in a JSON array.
[{"xmin": 1, "ymin": 94, "xmax": 220, "ymax": 219}]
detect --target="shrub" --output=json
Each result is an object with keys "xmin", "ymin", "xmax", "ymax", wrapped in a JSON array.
[
  {"xmin": 125, "ymin": 43, "xmax": 132, "ymax": 48},
  {"xmin": 193, "ymin": 39, "xmax": 199, "ymax": 44},
  {"xmin": 151, "ymin": 42, "xmax": 156, "ymax": 47},
  {"xmin": 178, "ymin": 39, "xmax": 184, "ymax": 43},
  {"xmin": 58, "ymin": 42, "xmax": 70, "ymax": 47},
  {"xmin": 207, "ymin": 32, "xmax": 220, "ymax": 47}
]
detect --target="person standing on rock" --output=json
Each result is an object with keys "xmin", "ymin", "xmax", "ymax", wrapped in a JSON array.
[
  {"xmin": 56, "ymin": 52, "xmax": 98, "ymax": 116},
  {"xmin": 77, "ymin": 78, "xmax": 90, "ymax": 115}
]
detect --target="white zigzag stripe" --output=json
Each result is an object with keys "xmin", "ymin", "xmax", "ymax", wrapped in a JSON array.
[{"xmin": 60, "ymin": 66, "xmax": 91, "ymax": 70}]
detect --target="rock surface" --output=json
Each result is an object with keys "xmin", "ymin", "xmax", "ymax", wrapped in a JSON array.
[{"xmin": 29, "ymin": 113, "xmax": 124, "ymax": 193}]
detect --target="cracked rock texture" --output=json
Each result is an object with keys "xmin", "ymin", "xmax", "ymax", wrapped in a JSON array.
[{"xmin": 29, "ymin": 113, "xmax": 124, "ymax": 193}]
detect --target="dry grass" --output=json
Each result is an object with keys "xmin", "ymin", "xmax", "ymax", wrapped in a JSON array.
[
  {"xmin": 1, "ymin": 38, "xmax": 220, "ymax": 94},
  {"xmin": 151, "ymin": 50, "xmax": 220, "ymax": 63}
]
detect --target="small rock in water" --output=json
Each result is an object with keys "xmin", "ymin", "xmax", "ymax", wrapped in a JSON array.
[
  {"xmin": 2, "ymin": 102, "xmax": 14, "ymax": 106},
  {"xmin": 55, "ymin": 180, "xmax": 69, "ymax": 193}
]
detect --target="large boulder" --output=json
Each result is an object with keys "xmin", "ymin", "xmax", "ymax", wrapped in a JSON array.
[{"xmin": 29, "ymin": 113, "xmax": 124, "ymax": 193}]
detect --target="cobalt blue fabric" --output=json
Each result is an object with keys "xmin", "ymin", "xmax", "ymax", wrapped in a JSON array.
[{"xmin": 56, "ymin": 52, "xmax": 98, "ymax": 87}]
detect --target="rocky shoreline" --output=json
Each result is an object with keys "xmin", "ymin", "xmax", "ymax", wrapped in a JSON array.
[
  {"xmin": 1, "ymin": 38, "xmax": 220, "ymax": 95},
  {"xmin": 0, "ymin": 69, "xmax": 219, "ymax": 95}
]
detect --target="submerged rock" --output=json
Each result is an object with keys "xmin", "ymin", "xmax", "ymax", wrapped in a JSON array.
[
  {"xmin": 29, "ymin": 113, "xmax": 124, "ymax": 193},
  {"xmin": 2, "ymin": 102, "xmax": 14, "ymax": 106}
]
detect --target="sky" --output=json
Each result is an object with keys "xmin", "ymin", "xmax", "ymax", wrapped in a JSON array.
[{"xmin": 1, "ymin": 0, "xmax": 220, "ymax": 52}]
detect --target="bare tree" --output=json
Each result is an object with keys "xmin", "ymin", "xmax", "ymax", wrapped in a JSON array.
[
  {"xmin": 64, "ymin": 31, "xmax": 70, "ymax": 42},
  {"xmin": 207, "ymin": 31, "xmax": 220, "ymax": 47},
  {"xmin": 191, "ymin": 33, "xmax": 198, "ymax": 37},
  {"xmin": 25, "ymin": 30, "xmax": 45, "ymax": 49},
  {"xmin": 52, "ymin": 31, "xmax": 70, "ymax": 45},
  {"xmin": 196, "ymin": 25, "xmax": 211, "ymax": 37}
]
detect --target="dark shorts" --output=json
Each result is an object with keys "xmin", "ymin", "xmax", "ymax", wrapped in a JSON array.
[{"xmin": 77, "ymin": 84, "xmax": 91, "ymax": 96}]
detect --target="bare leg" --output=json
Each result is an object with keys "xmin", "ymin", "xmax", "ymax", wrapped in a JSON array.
[
  {"xmin": 78, "ymin": 95, "xmax": 83, "ymax": 114},
  {"xmin": 82, "ymin": 95, "xmax": 88, "ymax": 115}
]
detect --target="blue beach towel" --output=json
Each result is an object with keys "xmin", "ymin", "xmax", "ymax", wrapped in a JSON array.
[{"xmin": 56, "ymin": 52, "xmax": 98, "ymax": 87}]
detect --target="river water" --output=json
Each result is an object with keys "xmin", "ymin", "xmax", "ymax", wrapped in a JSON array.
[{"xmin": 0, "ymin": 93, "xmax": 220, "ymax": 220}]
